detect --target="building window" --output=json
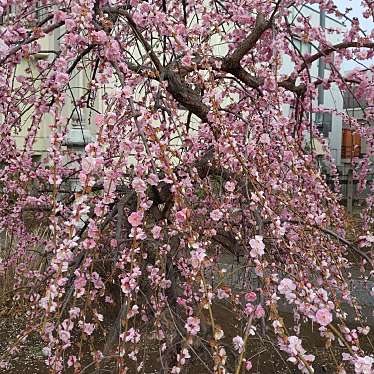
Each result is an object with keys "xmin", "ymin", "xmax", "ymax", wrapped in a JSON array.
[
  {"xmin": 0, "ymin": 4, "xmax": 16, "ymax": 25},
  {"xmin": 315, "ymin": 112, "xmax": 332, "ymax": 137},
  {"xmin": 293, "ymin": 38, "xmax": 312, "ymax": 56},
  {"xmin": 343, "ymin": 89, "xmax": 367, "ymax": 109},
  {"xmin": 0, "ymin": 3, "xmax": 48, "ymax": 26},
  {"xmin": 32, "ymin": 155, "xmax": 42, "ymax": 164},
  {"xmin": 341, "ymin": 129, "xmax": 361, "ymax": 159},
  {"xmin": 36, "ymin": 2, "xmax": 50, "ymax": 22}
]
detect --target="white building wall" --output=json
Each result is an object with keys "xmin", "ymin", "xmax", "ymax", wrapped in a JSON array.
[
  {"xmin": 7, "ymin": 5, "xmax": 346, "ymax": 169},
  {"xmin": 280, "ymin": 5, "xmax": 345, "ymax": 166}
]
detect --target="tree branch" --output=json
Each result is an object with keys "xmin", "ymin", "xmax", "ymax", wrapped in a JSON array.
[
  {"xmin": 300, "ymin": 41, "xmax": 374, "ymax": 71},
  {"xmin": 223, "ymin": 13, "xmax": 269, "ymax": 67},
  {"xmin": 164, "ymin": 68, "xmax": 209, "ymax": 122},
  {"xmin": 104, "ymin": 6, "xmax": 163, "ymax": 73},
  {"xmin": 0, "ymin": 21, "xmax": 64, "ymax": 65}
]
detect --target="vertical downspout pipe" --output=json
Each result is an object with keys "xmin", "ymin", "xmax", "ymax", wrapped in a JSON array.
[{"xmin": 318, "ymin": 9, "xmax": 326, "ymax": 107}]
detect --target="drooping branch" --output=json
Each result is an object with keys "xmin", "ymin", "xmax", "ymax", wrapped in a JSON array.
[
  {"xmin": 300, "ymin": 41, "xmax": 374, "ymax": 71},
  {"xmin": 0, "ymin": 21, "xmax": 64, "ymax": 65},
  {"xmin": 264, "ymin": 219, "xmax": 373, "ymax": 268},
  {"xmin": 104, "ymin": 6, "xmax": 163, "ymax": 73}
]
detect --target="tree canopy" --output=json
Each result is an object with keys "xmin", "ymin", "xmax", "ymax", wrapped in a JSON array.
[{"xmin": 0, "ymin": 0, "xmax": 373, "ymax": 373}]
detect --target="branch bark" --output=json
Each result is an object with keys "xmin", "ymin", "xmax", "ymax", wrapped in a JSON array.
[{"xmin": 224, "ymin": 13, "xmax": 269, "ymax": 67}]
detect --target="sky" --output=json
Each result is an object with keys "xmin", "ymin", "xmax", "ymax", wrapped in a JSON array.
[
  {"xmin": 336, "ymin": 0, "xmax": 372, "ymax": 32},
  {"xmin": 335, "ymin": 0, "xmax": 373, "ymax": 70}
]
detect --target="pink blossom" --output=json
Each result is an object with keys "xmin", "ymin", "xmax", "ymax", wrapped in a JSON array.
[
  {"xmin": 278, "ymin": 278, "xmax": 296, "ymax": 296},
  {"xmin": 284, "ymin": 336, "xmax": 315, "ymax": 373},
  {"xmin": 82, "ymin": 238, "xmax": 96, "ymax": 249},
  {"xmin": 128, "ymin": 211, "xmax": 143, "ymax": 227},
  {"xmin": 83, "ymin": 323, "xmax": 95, "ymax": 336},
  {"xmin": 93, "ymin": 350, "xmax": 103, "ymax": 363},
  {"xmin": 287, "ymin": 335, "xmax": 303, "ymax": 355},
  {"xmin": 259, "ymin": 133, "xmax": 270, "ymax": 144},
  {"xmin": 125, "ymin": 328, "xmax": 141, "ymax": 343},
  {"xmin": 190, "ymin": 246, "xmax": 206, "ymax": 268},
  {"xmin": 245, "ymin": 303, "xmax": 254, "ymax": 315},
  {"xmin": 121, "ymin": 267, "xmax": 141, "ymax": 295},
  {"xmin": 315, "ymin": 308, "xmax": 332, "ymax": 326},
  {"xmin": 249, "ymin": 236, "xmax": 265, "ymax": 258},
  {"xmin": 45, "ymin": 356, "xmax": 63, "ymax": 371},
  {"xmin": 74, "ymin": 276, "xmax": 87, "ymax": 298},
  {"xmin": 69, "ymin": 307, "xmax": 80, "ymax": 319},
  {"xmin": 0, "ymin": 361, "xmax": 9, "ymax": 370},
  {"xmin": 95, "ymin": 312, "xmax": 104, "ymax": 322},
  {"xmin": 283, "ymin": 150, "xmax": 293, "ymax": 163},
  {"xmin": 81, "ymin": 156, "xmax": 102, "ymax": 174},
  {"xmin": 95, "ymin": 114, "xmax": 105, "ymax": 126},
  {"xmin": 54, "ymin": 72, "xmax": 69, "ymax": 88},
  {"xmin": 224, "ymin": 181, "xmax": 236, "ymax": 192},
  {"xmin": 233, "ymin": 336, "xmax": 244, "ymax": 353},
  {"xmin": 245, "ymin": 360, "xmax": 252, "ymax": 371},
  {"xmin": 92, "ymin": 30, "xmax": 108, "ymax": 44},
  {"xmin": 104, "ymin": 40, "xmax": 121, "ymax": 61},
  {"xmin": 177, "ymin": 348, "xmax": 191, "ymax": 365},
  {"xmin": 210, "ymin": 209, "xmax": 223, "ymax": 221},
  {"xmin": 354, "ymin": 356, "xmax": 374, "ymax": 374},
  {"xmin": 151, "ymin": 225, "xmax": 162, "ymax": 239},
  {"xmin": 132, "ymin": 177, "xmax": 147, "ymax": 193},
  {"xmin": 245, "ymin": 291, "xmax": 257, "ymax": 302},
  {"xmin": 175, "ymin": 208, "xmax": 188, "ymax": 224},
  {"xmin": 135, "ymin": 227, "xmax": 147, "ymax": 240},
  {"xmin": 316, "ymin": 288, "xmax": 328, "ymax": 302},
  {"xmin": 148, "ymin": 173, "xmax": 159, "ymax": 186},
  {"xmin": 185, "ymin": 317, "xmax": 200, "ymax": 336},
  {"xmin": 59, "ymin": 329, "xmax": 71, "ymax": 344},
  {"xmin": 121, "ymin": 86, "xmax": 133, "ymax": 98},
  {"xmin": 67, "ymin": 355, "xmax": 77, "ymax": 367},
  {"xmin": 366, "ymin": 234, "xmax": 374, "ymax": 243},
  {"xmin": 53, "ymin": 10, "xmax": 67, "ymax": 23},
  {"xmin": 0, "ymin": 0, "xmax": 373, "ymax": 369},
  {"xmin": 358, "ymin": 326, "xmax": 370, "ymax": 335},
  {"xmin": 65, "ymin": 18, "xmax": 76, "ymax": 31},
  {"xmin": 217, "ymin": 288, "xmax": 229, "ymax": 299},
  {"xmin": 181, "ymin": 53, "xmax": 192, "ymax": 65},
  {"xmin": 48, "ymin": 174, "xmax": 62, "ymax": 186},
  {"xmin": 359, "ymin": 234, "xmax": 374, "ymax": 248},
  {"xmin": 91, "ymin": 272, "xmax": 104, "ymax": 289},
  {"xmin": 255, "ymin": 305, "xmax": 265, "ymax": 319},
  {"xmin": 74, "ymin": 275, "xmax": 86, "ymax": 289}
]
